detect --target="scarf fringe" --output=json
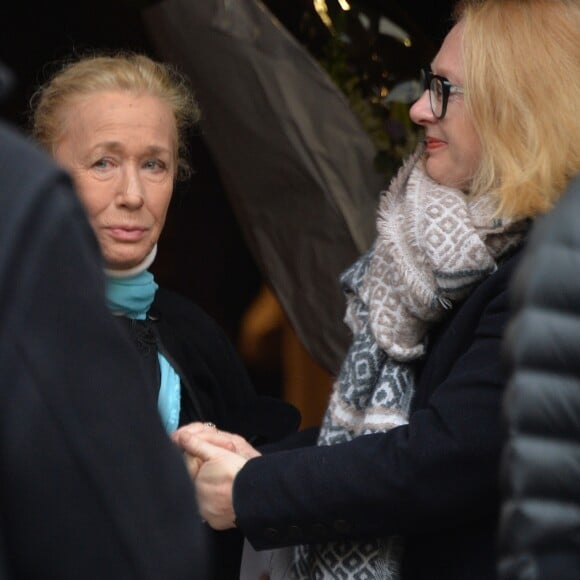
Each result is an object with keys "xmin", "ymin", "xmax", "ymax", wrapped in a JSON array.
[{"xmin": 367, "ymin": 146, "xmax": 526, "ymax": 357}]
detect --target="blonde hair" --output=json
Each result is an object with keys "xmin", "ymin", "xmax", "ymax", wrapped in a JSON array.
[
  {"xmin": 30, "ymin": 50, "xmax": 200, "ymax": 180},
  {"xmin": 454, "ymin": 0, "xmax": 580, "ymax": 218}
]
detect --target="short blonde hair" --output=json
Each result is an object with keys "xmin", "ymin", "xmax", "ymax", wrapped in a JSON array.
[
  {"xmin": 30, "ymin": 51, "xmax": 200, "ymax": 180},
  {"xmin": 454, "ymin": 0, "xmax": 580, "ymax": 218}
]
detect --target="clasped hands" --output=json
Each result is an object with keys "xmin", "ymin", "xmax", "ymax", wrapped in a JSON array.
[{"xmin": 171, "ymin": 422, "xmax": 261, "ymax": 530}]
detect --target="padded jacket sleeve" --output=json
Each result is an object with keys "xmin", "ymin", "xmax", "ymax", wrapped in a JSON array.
[{"xmin": 498, "ymin": 174, "xmax": 580, "ymax": 580}]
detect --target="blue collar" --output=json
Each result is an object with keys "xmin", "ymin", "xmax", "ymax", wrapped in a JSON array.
[{"xmin": 105, "ymin": 270, "xmax": 158, "ymax": 320}]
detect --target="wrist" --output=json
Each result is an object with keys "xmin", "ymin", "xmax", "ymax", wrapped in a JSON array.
[{"xmin": 231, "ymin": 456, "xmax": 250, "ymax": 529}]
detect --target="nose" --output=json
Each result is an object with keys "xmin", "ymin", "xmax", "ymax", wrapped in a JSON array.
[
  {"xmin": 115, "ymin": 166, "xmax": 145, "ymax": 209},
  {"xmin": 409, "ymin": 90, "xmax": 435, "ymax": 126}
]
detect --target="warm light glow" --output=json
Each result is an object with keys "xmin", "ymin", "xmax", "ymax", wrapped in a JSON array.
[
  {"xmin": 337, "ymin": 0, "xmax": 351, "ymax": 11},
  {"xmin": 313, "ymin": 0, "xmax": 334, "ymax": 30}
]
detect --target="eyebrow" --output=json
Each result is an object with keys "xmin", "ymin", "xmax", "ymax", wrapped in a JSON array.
[
  {"xmin": 429, "ymin": 62, "xmax": 461, "ymax": 84},
  {"xmin": 91, "ymin": 141, "xmax": 172, "ymax": 156}
]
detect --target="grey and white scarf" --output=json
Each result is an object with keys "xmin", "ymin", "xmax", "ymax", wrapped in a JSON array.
[{"xmin": 288, "ymin": 148, "xmax": 526, "ymax": 579}]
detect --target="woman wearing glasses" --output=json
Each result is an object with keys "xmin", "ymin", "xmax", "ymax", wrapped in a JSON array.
[{"xmin": 174, "ymin": 1, "xmax": 580, "ymax": 578}]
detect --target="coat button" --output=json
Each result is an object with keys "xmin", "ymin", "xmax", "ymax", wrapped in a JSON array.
[
  {"xmin": 287, "ymin": 525, "xmax": 302, "ymax": 540},
  {"xmin": 334, "ymin": 519, "xmax": 350, "ymax": 534},
  {"xmin": 147, "ymin": 309, "xmax": 160, "ymax": 321}
]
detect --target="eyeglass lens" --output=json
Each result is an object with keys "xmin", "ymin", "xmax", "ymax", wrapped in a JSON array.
[
  {"xmin": 429, "ymin": 77, "xmax": 444, "ymax": 118},
  {"xmin": 420, "ymin": 69, "xmax": 444, "ymax": 119},
  {"xmin": 429, "ymin": 77, "xmax": 445, "ymax": 119}
]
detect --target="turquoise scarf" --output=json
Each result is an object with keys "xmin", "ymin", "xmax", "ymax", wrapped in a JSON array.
[{"xmin": 105, "ymin": 268, "xmax": 181, "ymax": 434}]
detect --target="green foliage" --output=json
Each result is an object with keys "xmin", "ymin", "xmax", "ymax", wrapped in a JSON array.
[{"xmin": 317, "ymin": 32, "xmax": 421, "ymax": 181}]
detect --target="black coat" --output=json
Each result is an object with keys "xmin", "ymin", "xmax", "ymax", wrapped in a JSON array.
[
  {"xmin": 118, "ymin": 285, "xmax": 301, "ymax": 580},
  {"xmin": 0, "ymin": 120, "xmax": 205, "ymax": 579},
  {"xmin": 234, "ymin": 246, "xmax": 525, "ymax": 580},
  {"xmin": 498, "ymin": 174, "xmax": 580, "ymax": 580},
  {"xmin": 150, "ymin": 287, "xmax": 300, "ymax": 443}
]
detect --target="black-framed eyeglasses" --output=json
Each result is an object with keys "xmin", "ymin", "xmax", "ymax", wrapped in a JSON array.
[{"xmin": 420, "ymin": 67, "xmax": 465, "ymax": 120}]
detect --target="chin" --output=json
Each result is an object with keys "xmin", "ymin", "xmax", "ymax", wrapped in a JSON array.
[
  {"xmin": 425, "ymin": 163, "xmax": 467, "ymax": 190},
  {"xmin": 104, "ymin": 256, "xmax": 144, "ymax": 271},
  {"xmin": 424, "ymin": 161, "xmax": 446, "ymax": 187}
]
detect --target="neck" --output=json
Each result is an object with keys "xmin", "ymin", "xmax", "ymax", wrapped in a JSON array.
[{"xmin": 104, "ymin": 245, "xmax": 158, "ymax": 279}]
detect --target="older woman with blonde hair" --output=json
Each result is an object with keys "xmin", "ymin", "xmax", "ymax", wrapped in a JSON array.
[
  {"xmin": 173, "ymin": 1, "xmax": 580, "ymax": 578},
  {"xmin": 30, "ymin": 51, "xmax": 299, "ymax": 580}
]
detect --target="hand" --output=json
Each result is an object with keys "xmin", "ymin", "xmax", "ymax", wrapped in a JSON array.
[
  {"xmin": 172, "ymin": 422, "xmax": 261, "ymax": 461},
  {"xmin": 174, "ymin": 428, "xmax": 255, "ymax": 530}
]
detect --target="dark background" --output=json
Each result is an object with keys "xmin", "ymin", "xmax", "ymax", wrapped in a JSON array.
[{"xmin": 0, "ymin": 0, "xmax": 454, "ymax": 397}]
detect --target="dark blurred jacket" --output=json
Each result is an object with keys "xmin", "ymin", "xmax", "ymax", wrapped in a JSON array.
[
  {"xmin": 499, "ymin": 174, "xmax": 580, "ymax": 580},
  {"xmin": 0, "ymin": 119, "xmax": 206, "ymax": 579}
]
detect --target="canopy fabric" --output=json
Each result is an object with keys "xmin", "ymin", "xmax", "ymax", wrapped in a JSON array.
[{"xmin": 142, "ymin": 0, "xmax": 384, "ymax": 374}]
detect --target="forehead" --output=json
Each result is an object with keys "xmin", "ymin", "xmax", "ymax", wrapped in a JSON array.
[
  {"xmin": 61, "ymin": 90, "xmax": 177, "ymax": 148},
  {"xmin": 432, "ymin": 22, "xmax": 464, "ymax": 80}
]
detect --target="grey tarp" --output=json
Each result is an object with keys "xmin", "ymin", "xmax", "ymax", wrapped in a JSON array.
[{"xmin": 141, "ymin": 0, "xmax": 384, "ymax": 374}]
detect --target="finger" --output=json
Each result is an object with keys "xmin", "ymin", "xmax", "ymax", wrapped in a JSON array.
[
  {"xmin": 174, "ymin": 424, "xmax": 237, "ymax": 452},
  {"xmin": 177, "ymin": 432, "xmax": 232, "ymax": 462},
  {"xmin": 183, "ymin": 453, "xmax": 203, "ymax": 479},
  {"xmin": 228, "ymin": 434, "xmax": 261, "ymax": 459},
  {"xmin": 173, "ymin": 429, "xmax": 234, "ymax": 453},
  {"xmin": 174, "ymin": 426, "xmax": 256, "ymax": 457},
  {"xmin": 172, "ymin": 421, "xmax": 211, "ymax": 441},
  {"xmin": 186, "ymin": 430, "xmax": 236, "ymax": 452}
]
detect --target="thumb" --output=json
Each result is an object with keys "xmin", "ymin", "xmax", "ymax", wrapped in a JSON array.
[{"xmin": 183, "ymin": 453, "xmax": 203, "ymax": 480}]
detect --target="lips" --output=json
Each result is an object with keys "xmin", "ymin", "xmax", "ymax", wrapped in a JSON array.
[
  {"xmin": 425, "ymin": 136, "xmax": 446, "ymax": 151},
  {"xmin": 106, "ymin": 226, "xmax": 148, "ymax": 242}
]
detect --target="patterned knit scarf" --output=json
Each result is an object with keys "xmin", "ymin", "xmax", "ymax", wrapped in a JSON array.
[{"xmin": 289, "ymin": 149, "xmax": 527, "ymax": 579}]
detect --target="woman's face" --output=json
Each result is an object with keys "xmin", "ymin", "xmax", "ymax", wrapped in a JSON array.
[
  {"xmin": 54, "ymin": 90, "xmax": 176, "ymax": 271},
  {"xmin": 409, "ymin": 21, "xmax": 481, "ymax": 191}
]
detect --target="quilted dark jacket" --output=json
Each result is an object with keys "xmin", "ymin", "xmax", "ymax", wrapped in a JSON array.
[{"xmin": 499, "ymin": 174, "xmax": 580, "ymax": 580}]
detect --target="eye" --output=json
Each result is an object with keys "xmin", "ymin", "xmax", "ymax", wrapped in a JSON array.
[
  {"xmin": 432, "ymin": 79, "xmax": 444, "ymax": 100},
  {"xmin": 92, "ymin": 158, "xmax": 114, "ymax": 170},
  {"xmin": 143, "ymin": 159, "xmax": 167, "ymax": 172}
]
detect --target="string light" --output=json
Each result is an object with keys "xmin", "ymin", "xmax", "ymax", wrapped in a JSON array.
[{"xmin": 313, "ymin": 0, "xmax": 333, "ymax": 30}]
